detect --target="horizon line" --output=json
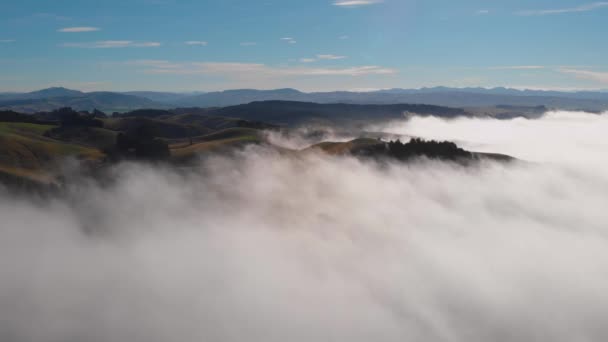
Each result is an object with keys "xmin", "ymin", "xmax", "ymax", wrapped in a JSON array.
[{"xmin": 4, "ymin": 85, "xmax": 608, "ymax": 94}]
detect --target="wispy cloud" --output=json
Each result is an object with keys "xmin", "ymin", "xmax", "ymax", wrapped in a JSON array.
[
  {"xmin": 489, "ymin": 65, "xmax": 545, "ymax": 70},
  {"xmin": 558, "ymin": 68, "xmax": 608, "ymax": 84},
  {"xmin": 62, "ymin": 40, "xmax": 161, "ymax": 48},
  {"xmin": 317, "ymin": 54, "xmax": 347, "ymax": 60},
  {"xmin": 131, "ymin": 60, "xmax": 397, "ymax": 78},
  {"xmin": 185, "ymin": 41, "xmax": 208, "ymax": 46},
  {"xmin": 58, "ymin": 27, "xmax": 100, "ymax": 32},
  {"xmin": 298, "ymin": 54, "xmax": 348, "ymax": 63},
  {"xmin": 517, "ymin": 2, "xmax": 608, "ymax": 15},
  {"xmin": 128, "ymin": 60, "xmax": 182, "ymax": 69},
  {"xmin": 339, "ymin": 35, "xmax": 350, "ymax": 40},
  {"xmin": 0, "ymin": 40, "xmax": 15, "ymax": 43},
  {"xmin": 333, "ymin": 0, "xmax": 383, "ymax": 7},
  {"xmin": 476, "ymin": 9, "xmax": 490, "ymax": 15},
  {"xmin": 131, "ymin": 42, "xmax": 161, "ymax": 47},
  {"xmin": 240, "ymin": 42, "xmax": 257, "ymax": 46},
  {"xmin": 280, "ymin": 37, "xmax": 297, "ymax": 44}
]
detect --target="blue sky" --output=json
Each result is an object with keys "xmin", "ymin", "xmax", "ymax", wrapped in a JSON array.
[{"xmin": 0, "ymin": 0, "xmax": 607, "ymax": 92}]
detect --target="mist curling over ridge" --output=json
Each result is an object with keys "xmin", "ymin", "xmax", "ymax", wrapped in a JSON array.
[{"xmin": 1, "ymin": 111, "xmax": 608, "ymax": 342}]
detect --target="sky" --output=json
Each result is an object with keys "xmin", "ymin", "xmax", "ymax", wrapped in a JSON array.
[{"xmin": 0, "ymin": 0, "xmax": 607, "ymax": 92}]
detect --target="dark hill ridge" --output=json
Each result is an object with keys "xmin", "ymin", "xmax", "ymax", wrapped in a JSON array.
[
  {"xmin": 207, "ymin": 101, "xmax": 469, "ymax": 125},
  {"xmin": 122, "ymin": 91, "xmax": 201, "ymax": 103},
  {"xmin": 22, "ymin": 87, "xmax": 84, "ymax": 99},
  {"xmin": 176, "ymin": 88, "xmax": 306, "ymax": 107},
  {"xmin": 1, "ymin": 99, "xmax": 545, "ymax": 129}
]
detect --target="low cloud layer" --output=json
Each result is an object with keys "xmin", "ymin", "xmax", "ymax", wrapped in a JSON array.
[
  {"xmin": 1, "ymin": 111, "xmax": 608, "ymax": 341},
  {"xmin": 372, "ymin": 110, "xmax": 608, "ymax": 168},
  {"xmin": 558, "ymin": 68, "xmax": 608, "ymax": 85}
]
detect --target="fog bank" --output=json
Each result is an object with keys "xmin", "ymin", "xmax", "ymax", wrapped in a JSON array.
[
  {"xmin": 372, "ymin": 110, "xmax": 608, "ymax": 168},
  {"xmin": 1, "ymin": 111, "xmax": 608, "ymax": 342}
]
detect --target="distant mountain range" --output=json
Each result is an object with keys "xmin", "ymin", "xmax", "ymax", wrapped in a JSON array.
[
  {"xmin": 1, "ymin": 86, "xmax": 608, "ymax": 113},
  {"xmin": 172, "ymin": 88, "xmax": 608, "ymax": 111},
  {"xmin": 0, "ymin": 88, "xmax": 164, "ymax": 113}
]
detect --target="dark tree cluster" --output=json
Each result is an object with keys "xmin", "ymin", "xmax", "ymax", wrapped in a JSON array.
[
  {"xmin": 110, "ymin": 122, "xmax": 170, "ymax": 160},
  {"xmin": 92, "ymin": 109, "xmax": 108, "ymax": 118},
  {"xmin": 55, "ymin": 107, "xmax": 103, "ymax": 128},
  {"xmin": 119, "ymin": 109, "xmax": 173, "ymax": 118},
  {"xmin": 386, "ymin": 138, "xmax": 472, "ymax": 161}
]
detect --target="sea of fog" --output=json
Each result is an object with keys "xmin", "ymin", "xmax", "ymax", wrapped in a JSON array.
[{"xmin": 1, "ymin": 111, "xmax": 608, "ymax": 342}]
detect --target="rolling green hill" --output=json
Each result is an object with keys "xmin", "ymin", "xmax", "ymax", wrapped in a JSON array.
[
  {"xmin": 102, "ymin": 117, "xmax": 211, "ymax": 139},
  {"xmin": 0, "ymin": 107, "xmax": 515, "ymax": 190},
  {"xmin": 0, "ymin": 122, "xmax": 104, "ymax": 186},
  {"xmin": 170, "ymin": 128, "xmax": 263, "ymax": 162},
  {"xmin": 307, "ymin": 138, "xmax": 383, "ymax": 155},
  {"xmin": 45, "ymin": 126, "xmax": 118, "ymax": 149}
]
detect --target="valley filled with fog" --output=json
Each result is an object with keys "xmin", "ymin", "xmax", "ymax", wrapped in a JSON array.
[{"xmin": 2, "ymin": 111, "xmax": 608, "ymax": 342}]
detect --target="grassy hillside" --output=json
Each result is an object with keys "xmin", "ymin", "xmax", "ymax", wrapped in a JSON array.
[
  {"xmin": 103, "ymin": 117, "xmax": 211, "ymax": 139},
  {"xmin": 170, "ymin": 128, "xmax": 262, "ymax": 161},
  {"xmin": 169, "ymin": 113, "xmax": 251, "ymax": 130},
  {"xmin": 0, "ymin": 107, "xmax": 516, "ymax": 190},
  {"xmin": 308, "ymin": 138, "xmax": 383, "ymax": 155},
  {"xmin": 45, "ymin": 126, "xmax": 118, "ymax": 149},
  {"xmin": 0, "ymin": 122, "xmax": 104, "ymax": 185},
  {"xmin": 0, "ymin": 122, "xmax": 55, "ymax": 136}
]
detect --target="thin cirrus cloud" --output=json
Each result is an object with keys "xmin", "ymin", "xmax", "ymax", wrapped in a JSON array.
[
  {"xmin": 57, "ymin": 26, "xmax": 100, "ymax": 32},
  {"xmin": 128, "ymin": 60, "xmax": 181, "ymax": 69},
  {"xmin": 130, "ymin": 60, "xmax": 397, "ymax": 78},
  {"xmin": 61, "ymin": 40, "xmax": 161, "ymax": 48},
  {"xmin": 489, "ymin": 65, "xmax": 545, "ymax": 70},
  {"xmin": 240, "ymin": 42, "xmax": 257, "ymax": 46},
  {"xmin": 185, "ymin": 41, "xmax": 208, "ymax": 46},
  {"xmin": 280, "ymin": 37, "xmax": 297, "ymax": 44},
  {"xmin": 317, "ymin": 54, "xmax": 347, "ymax": 60},
  {"xmin": 517, "ymin": 2, "xmax": 608, "ymax": 15},
  {"xmin": 333, "ymin": 0, "xmax": 383, "ymax": 7},
  {"xmin": 300, "ymin": 55, "xmax": 348, "ymax": 63},
  {"xmin": 0, "ymin": 40, "xmax": 15, "ymax": 43}
]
